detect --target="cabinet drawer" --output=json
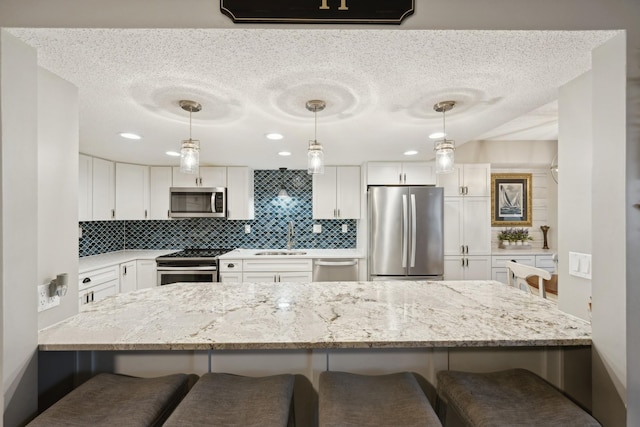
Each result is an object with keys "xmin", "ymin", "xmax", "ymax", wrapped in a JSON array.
[
  {"xmin": 243, "ymin": 259, "xmax": 313, "ymax": 272},
  {"xmin": 535, "ymin": 255, "xmax": 556, "ymax": 269},
  {"xmin": 219, "ymin": 259, "xmax": 243, "ymax": 272},
  {"xmin": 79, "ymin": 279, "xmax": 118, "ymax": 310},
  {"xmin": 491, "ymin": 255, "xmax": 535, "ymax": 268},
  {"xmin": 79, "ymin": 265, "xmax": 119, "ymax": 291}
]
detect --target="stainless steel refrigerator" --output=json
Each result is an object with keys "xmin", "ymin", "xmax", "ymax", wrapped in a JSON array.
[{"xmin": 368, "ymin": 186, "xmax": 444, "ymax": 280}]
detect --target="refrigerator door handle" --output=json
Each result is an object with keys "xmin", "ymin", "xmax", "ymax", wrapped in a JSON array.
[
  {"xmin": 410, "ymin": 193, "xmax": 417, "ymax": 267},
  {"xmin": 402, "ymin": 194, "xmax": 408, "ymax": 268}
]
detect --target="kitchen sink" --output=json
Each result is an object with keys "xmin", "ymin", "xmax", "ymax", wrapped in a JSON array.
[{"xmin": 255, "ymin": 251, "xmax": 307, "ymax": 256}]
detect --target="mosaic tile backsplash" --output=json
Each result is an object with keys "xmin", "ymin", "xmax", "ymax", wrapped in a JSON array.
[{"xmin": 79, "ymin": 169, "xmax": 357, "ymax": 257}]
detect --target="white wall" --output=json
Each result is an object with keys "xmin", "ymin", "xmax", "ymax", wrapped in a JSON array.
[
  {"xmin": 591, "ymin": 32, "xmax": 628, "ymax": 425},
  {"xmin": 37, "ymin": 68, "xmax": 79, "ymax": 329},
  {"xmin": 558, "ymin": 72, "xmax": 593, "ymax": 321},
  {"xmin": 1, "ymin": 30, "xmax": 39, "ymax": 426}
]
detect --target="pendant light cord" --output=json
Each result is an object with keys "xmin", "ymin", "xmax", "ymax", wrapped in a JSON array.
[
  {"xmin": 314, "ymin": 108, "xmax": 318, "ymax": 142},
  {"xmin": 189, "ymin": 107, "xmax": 193, "ymax": 140}
]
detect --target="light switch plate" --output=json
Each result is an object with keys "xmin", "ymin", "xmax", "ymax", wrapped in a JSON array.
[
  {"xmin": 569, "ymin": 251, "xmax": 592, "ymax": 279},
  {"xmin": 342, "ymin": 224, "xmax": 348, "ymax": 233},
  {"xmin": 313, "ymin": 224, "xmax": 322, "ymax": 233},
  {"xmin": 244, "ymin": 224, "xmax": 251, "ymax": 234}
]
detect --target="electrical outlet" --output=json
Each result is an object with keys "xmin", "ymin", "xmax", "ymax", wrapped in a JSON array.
[
  {"xmin": 342, "ymin": 224, "xmax": 348, "ymax": 233},
  {"xmin": 313, "ymin": 224, "xmax": 322, "ymax": 233},
  {"xmin": 244, "ymin": 224, "xmax": 251, "ymax": 234},
  {"xmin": 38, "ymin": 284, "xmax": 60, "ymax": 312}
]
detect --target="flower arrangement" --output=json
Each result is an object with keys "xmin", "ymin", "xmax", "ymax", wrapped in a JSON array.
[{"xmin": 498, "ymin": 228, "xmax": 533, "ymax": 246}]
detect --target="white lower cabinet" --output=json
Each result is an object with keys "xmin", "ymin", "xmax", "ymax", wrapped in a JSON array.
[
  {"xmin": 136, "ymin": 259, "xmax": 157, "ymax": 289},
  {"xmin": 219, "ymin": 259, "xmax": 243, "ymax": 283},
  {"xmin": 241, "ymin": 259, "xmax": 313, "ymax": 283},
  {"xmin": 119, "ymin": 261, "xmax": 137, "ymax": 293},
  {"xmin": 490, "ymin": 253, "xmax": 555, "ymax": 284},
  {"xmin": 79, "ymin": 265, "xmax": 119, "ymax": 310},
  {"xmin": 444, "ymin": 256, "xmax": 491, "ymax": 280}
]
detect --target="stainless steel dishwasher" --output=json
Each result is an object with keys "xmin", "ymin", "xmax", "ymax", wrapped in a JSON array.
[{"xmin": 312, "ymin": 259, "xmax": 359, "ymax": 282}]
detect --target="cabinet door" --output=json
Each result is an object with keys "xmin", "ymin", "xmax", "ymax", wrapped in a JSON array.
[
  {"xmin": 278, "ymin": 271, "xmax": 313, "ymax": 282},
  {"xmin": 367, "ymin": 162, "xmax": 402, "ymax": 185},
  {"xmin": 136, "ymin": 259, "xmax": 157, "ymax": 289},
  {"xmin": 436, "ymin": 165, "xmax": 463, "ymax": 196},
  {"xmin": 444, "ymin": 257, "xmax": 465, "ymax": 280},
  {"xmin": 402, "ymin": 162, "xmax": 435, "ymax": 185},
  {"xmin": 149, "ymin": 166, "xmax": 172, "ymax": 220},
  {"xmin": 313, "ymin": 166, "xmax": 338, "ymax": 219},
  {"xmin": 463, "ymin": 164, "xmax": 491, "ymax": 196},
  {"xmin": 336, "ymin": 166, "xmax": 361, "ymax": 219},
  {"xmin": 242, "ymin": 272, "xmax": 277, "ymax": 282},
  {"xmin": 227, "ymin": 166, "xmax": 254, "ymax": 220},
  {"xmin": 172, "ymin": 167, "xmax": 200, "ymax": 187},
  {"xmin": 92, "ymin": 157, "xmax": 115, "ymax": 220},
  {"xmin": 465, "ymin": 256, "xmax": 492, "ymax": 280},
  {"xmin": 119, "ymin": 261, "xmax": 137, "ymax": 293},
  {"xmin": 463, "ymin": 198, "xmax": 491, "ymax": 255},
  {"xmin": 115, "ymin": 163, "xmax": 149, "ymax": 220},
  {"xmin": 443, "ymin": 198, "xmax": 464, "ymax": 256},
  {"xmin": 492, "ymin": 268, "xmax": 509, "ymax": 284},
  {"xmin": 79, "ymin": 154, "xmax": 93, "ymax": 221},
  {"xmin": 200, "ymin": 167, "xmax": 227, "ymax": 187},
  {"xmin": 220, "ymin": 273, "xmax": 243, "ymax": 283}
]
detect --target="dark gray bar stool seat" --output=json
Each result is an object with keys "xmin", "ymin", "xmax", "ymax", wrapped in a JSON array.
[
  {"xmin": 437, "ymin": 369, "xmax": 601, "ymax": 426},
  {"xmin": 28, "ymin": 373, "xmax": 195, "ymax": 427},
  {"xmin": 319, "ymin": 371, "xmax": 442, "ymax": 427},
  {"xmin": 163, "ymin": 373, "xmax": 295, "ymax": 427}
]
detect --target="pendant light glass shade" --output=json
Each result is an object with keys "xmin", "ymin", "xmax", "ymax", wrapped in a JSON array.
[
  {"xmin": 306, "ymin": 100, "xmax": 326, "ymax": 175},
  {"xmin": 307, "ymin": 141, "xmax": 324, "ymax": 174},
  {"xmin": 180, "ymin": 139, "xmax": 200, "ymax": 174},
  {"xmin": 277, "ymin": 167, "xmax": 290, "ymax": 199},
  {"xmin": 178, "ymin": 100, "xmax": 201, "ymax": 175},
  {"xmin": 433, "ymin": 101, "xmax": 456, "ymax": 174}
]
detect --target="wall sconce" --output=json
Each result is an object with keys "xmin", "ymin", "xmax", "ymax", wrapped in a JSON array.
[{"xmin": 49, "ymin": 273, "xmax": 69, "ymax": 297}]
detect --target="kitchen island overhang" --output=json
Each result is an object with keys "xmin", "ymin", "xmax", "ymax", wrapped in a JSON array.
[{"xmin": 38, "ymin": 280, "xmax": 591, "ymax": 351}]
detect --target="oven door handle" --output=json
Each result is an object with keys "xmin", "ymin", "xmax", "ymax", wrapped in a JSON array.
[{"xmin": 157, "ymin": 267, "xmax": 218, "ymax": 271}]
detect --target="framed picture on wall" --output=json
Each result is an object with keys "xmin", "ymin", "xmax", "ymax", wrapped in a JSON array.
[{"xmin": 491, "ymin": 173, "xmax": 532, "ymax": 226}]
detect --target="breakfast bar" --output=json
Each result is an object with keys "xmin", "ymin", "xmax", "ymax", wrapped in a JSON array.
[{"xmin": 37, "ymin": 280, "xmax": 593, "ymax": 425}]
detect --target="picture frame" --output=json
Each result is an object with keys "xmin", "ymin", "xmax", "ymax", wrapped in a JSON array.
[{"xmin": 491, "ymin": 173, "xmax": 532, "ymax": 226}]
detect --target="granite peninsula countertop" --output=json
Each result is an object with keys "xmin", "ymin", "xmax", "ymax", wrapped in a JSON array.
[
  {"xmin": 218, "ymin": 248, "xmax": 364, "ymax": 260},
  {"xmin": 79, "ymin": 250, "xmax": 178, "ymax": 273},
  {"xmin": 38, "ymin": 280, "xmax": 591, "ymax": 351}
]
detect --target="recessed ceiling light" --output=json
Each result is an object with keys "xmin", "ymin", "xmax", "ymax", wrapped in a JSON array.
[
  {"xmin": 119, "ymin": 132, "xmax": 142, "ymax": 140},
  {"xmin": 278, "ymin": 151, "xmax": 292, "ymax": 156},
  {"xmin": 265, "ymin": 133, "xmax": 284, "ymax": 140},
  {"xmin": 429, "ymin": 132, "xmax": 446, "ymax": 139},
  {"xmin": 165, "ymin": 151, "xmax": 180, "ymax": 157},
  {"xmin": 404, "ymin": 150, "xmax": 418, "ymax": 156}
]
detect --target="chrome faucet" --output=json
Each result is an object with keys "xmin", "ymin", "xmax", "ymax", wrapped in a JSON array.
[{"xmin": 286, "ymin": 221, "xmax": 295, "ymax": 250}]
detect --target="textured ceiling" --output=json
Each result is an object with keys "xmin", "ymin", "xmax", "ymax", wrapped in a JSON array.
[{"xmin": 9, "ymin": 28, "xmax": 616, "ymax": 168}]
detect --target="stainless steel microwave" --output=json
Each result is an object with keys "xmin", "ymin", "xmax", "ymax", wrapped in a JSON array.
[{"xmin": 169, "ymin": 187, "xmax": 226, "ymax": 218}]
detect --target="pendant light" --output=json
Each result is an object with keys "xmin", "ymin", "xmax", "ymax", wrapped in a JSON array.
[
  {"xmin": 277, "ymin": 167, "xmax": 290, "ymax": 199},
  {"xmin": 306, "ymin": 99, "xmax": 325, "ymax": 175},
  {"xmin": 179, "ymin": 100, "xmax": 201, "ymax": 175},
  {"xmin": 433, "ymin": 100, "xmax": 456, "ymax": 174}
]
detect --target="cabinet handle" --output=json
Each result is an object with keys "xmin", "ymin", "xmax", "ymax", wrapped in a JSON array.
[
  {"xmin": 228, "ymin": 263, "xmax": 234, "ymax": 268},
  {"xmin": 465, "ymin": 186, "xmax": 469, "ymax": 195},
  {"xmin": 167, "ymin": 210, "xmax": 170, "ymax": 219},
  {"xmin": 90, "ymin": 291, "xmax": 94, "ymax": 302},
  {"xmin": 403, "ymin": 173, "xmax": 407, "ymax": 184},
  {"xmin": 111, "ymin": 209, "xmax": 115, "ymax": 219},
  {"xmin": 465, "ymin": 245, "xmax": 469, "ymax": 254},
  {"xmin": 399, "ymin": 173, "xmax": 402, "ymax": 184},
  {"xmin": 123, "ymin": 266, "xmax": 127, "ymax": 275},
  {"xmin": 82, "ymin": 277, "xmax": 91, "ymax": 284},
  {"xmin": 461, "ymin": 245, "xmax": 464, "ymax": 254},
  {"xmin": 465, "ymin": 258, "xmax": 469, "ymax": 267},
  {"xmin": 144, "ymin": 209, "xmax": 148, "ymax": 219},
  {"xmin": 337, "ymin": 209, "xmax": 341, "ymax": 218},
  {"xmin": 461, "ymin": 258, "xmax": 464, "ymax": 267}
]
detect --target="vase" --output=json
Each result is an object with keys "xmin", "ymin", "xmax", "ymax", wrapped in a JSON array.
[
  {"xmin": 516, "ymin": 240, "xmax": 523, "ymax": 245},
  {"xmin": 540, "ymin": 225, "xmax": 550, "ymax": 249}
]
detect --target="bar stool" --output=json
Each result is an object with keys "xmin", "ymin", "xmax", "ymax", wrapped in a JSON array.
[
  {"xmin": 319, "ymin": 371, "xmax": 442, "ymax": 427},
  {"xmin": 28, "ymin": 373, "xmax": 195, "ymax": 427},
  {"xmin": 436, "ymin": 369, "xmax": 601, "ymax": 426},
  {"xmin": 163, "ymin": 373, "xmax": 295, "ymax": 427}
]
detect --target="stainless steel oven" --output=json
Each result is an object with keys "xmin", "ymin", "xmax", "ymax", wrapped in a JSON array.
[{"xmin": 155, "ymin": 249, "xmax": 233, "ymax": 286}]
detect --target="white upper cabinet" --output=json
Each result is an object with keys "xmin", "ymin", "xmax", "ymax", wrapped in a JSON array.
[
  {"xmin": 313, "ymin": 166, "xmax": 361, "ymax": 219},
  {"xmin": 226, "ymin": 166, "xmax": 254, "ymax": 220},
  {"xmin": 92, "ymin": 157, "xmax": 116, "ymax": 220},
  {"xmin": 437, "ymin": 163, "xmax": 490, "ymax": 197},
  {"xmin": 367, "ymin": 162, "xmax": 435, "ymax": 186},
  {"xmin": 79, "ymin": 154, "xmax": 93, "ymax": 221},
  {"xmin": 115, "ymin": 163, "xmax": 150, "ymax": 220},
  {"xmin": 172, "ymin": 166, "xmax": 227, "ymax": 188},
  {"xmin": 149, "ymin": 166, "xmax": 172, "ymax": 220},
  {"xmin": 444, "ymin": 197, "xmax": 491, "ymax": 256}
]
